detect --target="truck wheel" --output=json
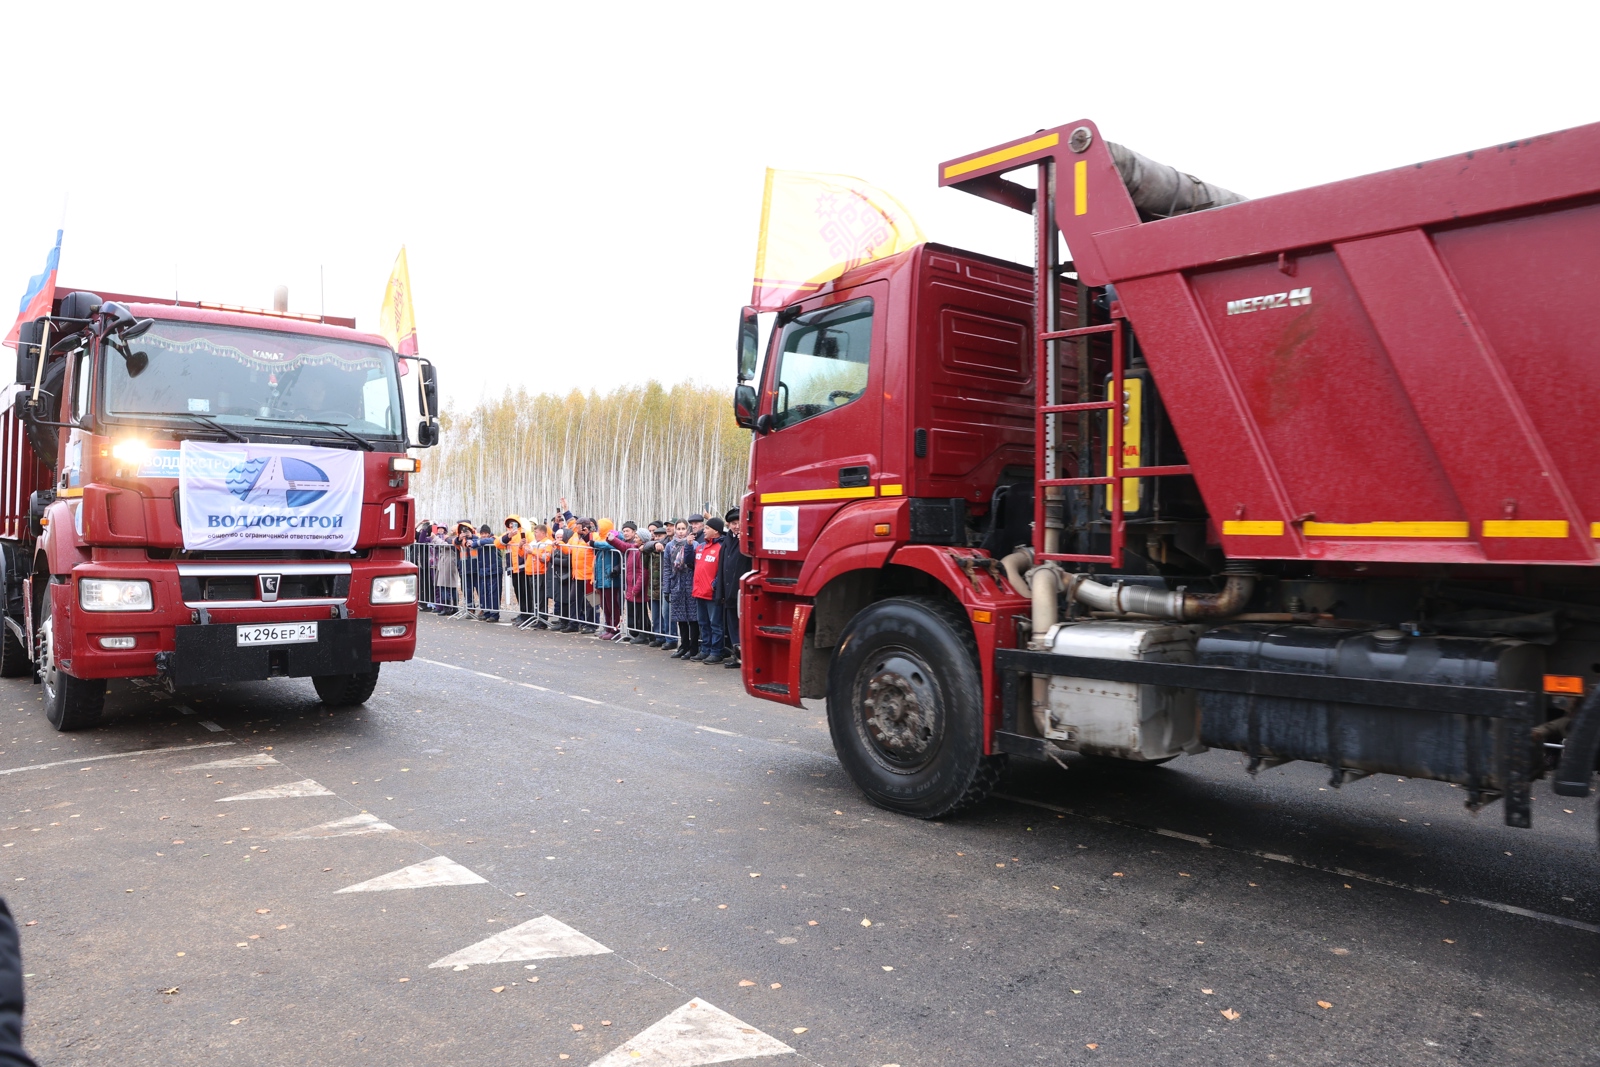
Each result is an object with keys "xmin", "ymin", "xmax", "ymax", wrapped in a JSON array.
[
  {"xmin": 313, "ymin": 667, "xmax": 381, "ymax": 708},
  {"xmin": 826, "ymin": 596, "xmax": 1003, "ymax": 818},
  {"xmin": 0, "ymin": 619, "xmax": 30, "ymax": 677},
  {"xmin": 38, "ymin": 594, "xmax": 104, "ymax": 731}
]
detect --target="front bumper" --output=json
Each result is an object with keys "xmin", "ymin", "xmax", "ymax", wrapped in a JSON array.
[{"xmin": 165, "ymin": 619, "xmax": 373, "ymax": 688}]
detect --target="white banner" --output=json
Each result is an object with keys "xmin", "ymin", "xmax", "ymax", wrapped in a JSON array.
[{"xmin": 179, "ymin": 441, "xmax": 364, "ymax": 552}]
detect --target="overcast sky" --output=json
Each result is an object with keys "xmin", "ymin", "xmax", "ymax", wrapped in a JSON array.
[{"xmin": 2, "ymin": 2, "xmax": 1595, "ymax": 411}]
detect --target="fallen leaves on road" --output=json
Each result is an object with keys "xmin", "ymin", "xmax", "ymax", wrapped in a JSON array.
[
  {"xmin": 792, "ymin": 1027, "xmax": 808, "ymax": 1034},
  {"xmin": 1086, "ymin": 1044, "xmax": 1098, "ymax": 1050},
  {"xmin": 808, "ymin": 920, "xmax": 818, "ymax": 926},
  {"xmin": 492, "ymin": 986, "xmax": 505, "ymax": 993},
  {"xmin": 860, "ymin": 919, "xmax": 872, "ymax": 927},
  {"xmin": 882, "ymin": 966, "xmax": 894, "ymax": 972},
  {"xmin": 1443, "ymin": 939, "xmax": 1455, "ymax": 944},
  {"xmin": 275, "ymin": 925, "xmax": 287, "ymax": 931},
  {"xmin": 770, "ymin": 983, "xmax": 781, "ymax": 989},
  {"xmin": 229, "ymin": 1019, "xmax": 244, "ymax": 1026},
  {"xmin": 571, "ymin": 1023, "xmax": 584, "ymax": 1031},
  {"xmin": 739, "ymin": 980, "xmax": 756, "ymax": 987},
  {"xmin": 1220, "ymin": 1009, "xmax": 1240, "ymax": 1021},
  {"xmin": 1202, "ymin": 989, "xmax": 1213, "ymax": 995},
  {"xmin": 1331, "ymin": 947, "xmax": 1350, "ymax": 955},
  {"xmin": 23, "ymin": 921, "xmax": 35, "ymax": 927},
  {"xmin": 750, "ymin": 872, "xmax": 761, "ymax": 878},
  {"xmin": 159, "ymin": 987, "xmax": 178, "ymax": 995},
  {"xmin": 255, "ymin": 909, "xmax": 270, "ymax": 915},
  {"xmin": 1317, "ymin": 1000, "xmax": 1332, "ymax": 1009},
  {"xmin": 397, "ymin": 978, "xmax": 409, "ymax": 983},
  {"xmin": 527, "ymin": 977, "xmax": 539, "ymax": 983}
]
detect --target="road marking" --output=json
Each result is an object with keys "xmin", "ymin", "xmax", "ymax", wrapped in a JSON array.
[
  {"xmin": 471, "ymin": 671, "xmax": 502, "ymax": 680},
  {"xmin": 190, "ymin": 754, "xmax": 280, "ymax": 770},
  {"xmin": 570, "ymin": 695, "xmax": 603, "ymax": 705},
  {"xmin": 199, "ymin": 721, "xmax": 224, "ymax": 732},
  {"xmin": 335, "ymin": 856, "xmax": 487, "ymax": 893},
  {"xmin": 280, "ymin": 813, "xmax": 398, "ymax": 839},
  {"xmin": 429, "ymin": 915, "xmax": 611, "ymax": 968},
  {"xmin": 522, "ymin": 683, "xmax": 550, "ymax": 691},
  {"xmin": 696, "ymin": 726, "xmax": 739, "ymax": 737},
  {"xmin": 994, "ymin": 793, "xmax": 1600, "ymax": 935},
  {"xmin": 0, "ymin": 741, "xmax": 235, "ymax": 776},
  {"xmin": 416, "ymin": 657, "xmax": 464, "ymax": 670},
  {"xmin": 587, "ymin": 999, "xmax": 793, "ymax": 1066},
  {"xmin": 217, "ymin": 779, "xmax": 335, "ymax": 802}
]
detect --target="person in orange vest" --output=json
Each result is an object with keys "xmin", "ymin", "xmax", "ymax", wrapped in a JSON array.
[
  {"xmin": 523, "ymin": 523, "xmax": 555, "ymax": 630},
  {"xmin": 500, "ymin": 515, "xmax": 538, "ymax": 628},
  {"xmin": 565, "ymin": 518, "xmax": 597, "ymax": 633}
]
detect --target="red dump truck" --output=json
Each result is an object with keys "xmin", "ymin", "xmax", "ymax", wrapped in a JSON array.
[
  {"xmin": 6, "ymin": 290, "xmax": 440, "ymax": 730},
  {"xmin": 734, "ymin": 118, "xmax": 1600, "ymax": 831}
]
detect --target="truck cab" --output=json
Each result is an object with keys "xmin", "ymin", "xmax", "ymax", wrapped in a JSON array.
[{"xmin": 7, "ymin": 290, "xmax": 440, "ymax": 730}]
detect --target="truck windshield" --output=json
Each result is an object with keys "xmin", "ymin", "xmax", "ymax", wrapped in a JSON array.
[{"xmin": 101, "ymin": 320, "xmax": 402, "ymax": 444}]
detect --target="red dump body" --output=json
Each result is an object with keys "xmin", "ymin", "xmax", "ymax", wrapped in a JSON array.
[{"xmin": 940, "ymin": 119, "xmax": 1600, "ymax": 567}]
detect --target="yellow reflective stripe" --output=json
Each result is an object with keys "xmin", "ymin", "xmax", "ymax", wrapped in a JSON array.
[
  {"xmin": 1074, "ymin": 159, "xmax": 1088, "ymax": 215},
  {"xmin": 943, "ymin": 132, "xmax": 1060, "ymax": 179},
  {"xmin": 880, "ymin": 484, "xmax": 903, "ymax": 496},
  {"xmin": 59, "ymin": 487, "xmax": 83, "ymax": 499},
  {"xmin": 759, "ymin": 486, "xmax": 876, "ymax": 504},
  {"xmin": 1303, "ymin": 521, "xmax": 1469, "ymax": 538},
  {"xmin": 1593, "ymin": 522, "xmax": 1600, "ymax": 539},
  {"xmin": 1482, "ymin": 520, "xmax": 1569, "ymax": 538},
  {"xmin": 1222, "ymin": 520, "xmax": 1283, "ymax": 536}
]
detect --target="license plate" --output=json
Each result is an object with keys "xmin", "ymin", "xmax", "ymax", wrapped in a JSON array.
[{"xmin": 236, "ymin": 622, "xmax": 319, "ymax": 646}]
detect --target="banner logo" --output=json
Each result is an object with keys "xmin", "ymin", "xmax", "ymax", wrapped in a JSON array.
[{"xmin": 227, "ymin": 456, "xmax": 333, "ymax": 508}]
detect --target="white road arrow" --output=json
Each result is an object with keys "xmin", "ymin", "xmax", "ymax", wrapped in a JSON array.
[
  {"xmin": 217, "ymin": 778, "xmax": 333, "ymax": 801},
  {"xmin": 190, "ymin": 754, "xmax": 281, "ymax": 770},
  {"xmin": 334, "ymin": 856, "xmax": 486, "ymax": 893},
  {"xmin": 429, "ymin": 915, "xmax": 610, "ymax": 968},
  {"xmin": 280, "ymin": 813, "xmax": 398, "ymax": 839},
  {"xmin": 587, "ymin": 999, "xmax": 793, "ymax": 1066}
]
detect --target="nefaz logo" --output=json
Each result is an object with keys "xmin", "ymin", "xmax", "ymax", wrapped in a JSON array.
[
  {"xmin": 227, "ymin": 456, "xmax": 332, "ymax": 508},
  {"xmin": 1227, "ymin": 287, "xmax": 1312, "ymax": 316}
]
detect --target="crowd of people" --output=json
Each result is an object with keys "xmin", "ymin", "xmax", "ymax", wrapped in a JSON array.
[{"xmin": 411, "ymin": 499, "xmax": 751, "ymax": 668}]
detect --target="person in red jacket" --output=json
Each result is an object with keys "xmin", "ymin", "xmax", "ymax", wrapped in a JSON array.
[{"xmin": 691, "ymin": 517, "xmax": 725, "ymax": 663}]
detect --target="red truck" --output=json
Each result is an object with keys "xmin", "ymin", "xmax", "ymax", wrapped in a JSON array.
[
  {"xmin": 734, "ymin": 118, "xmax": 1600, "ymax": 831},
  {"xmin": 6, "ymin": 289, "xmax": 439, "ymax": 730}
]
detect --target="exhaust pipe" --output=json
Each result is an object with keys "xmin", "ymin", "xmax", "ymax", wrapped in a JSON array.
[{"xmin": 1068, "ymin": 565, "xmax": 1255, "ymax": 622}]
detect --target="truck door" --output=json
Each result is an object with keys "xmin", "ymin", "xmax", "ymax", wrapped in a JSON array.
[{"xmin": 751, "ymin": 284, "xmax": 886, "ymax": 562}]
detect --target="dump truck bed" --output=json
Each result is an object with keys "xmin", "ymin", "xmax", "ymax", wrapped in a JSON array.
[{"xmin": 942, "ymin": 120, "xmax": 1600, "ymax": 566}]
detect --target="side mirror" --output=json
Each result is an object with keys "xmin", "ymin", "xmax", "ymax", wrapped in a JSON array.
[
  {"xmin": 122, "ymin": 318, "xmax": 153, "ymax": 340},
  {"xmin": 733, "ymin": 384, "xmax": 758, "ymax": 430},
  {"xmin": 737, "ymin": 306, "xmax": 759, "ymax": 382},
  {"xmin": 14, "ymin": 321, "xmax": 43, "ymax": 386},
  {"xmin": 755, "ymin": 413, "xmax": 774, "ymax": 435},
  {"xmin": 419, "ymin": 360, "xmax": 439, "ymax": 418},
  {"xmin": 416, "ymin": 420, "xmax": 439, "ymax": 447}
]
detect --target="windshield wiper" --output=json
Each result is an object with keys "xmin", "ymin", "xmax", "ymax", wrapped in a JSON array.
[
  {"xmin": 256, "ymin": 417, "xmax": 375, "ymax": 452},
  {"xmin": 150, "ymin": 411, "xmax": 249, "ymax": 443}
]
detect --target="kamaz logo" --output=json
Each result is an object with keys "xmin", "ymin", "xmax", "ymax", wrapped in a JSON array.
[{"xmin": 1227, "ymin": 287, "xmax": 1312, "ymax": 315}]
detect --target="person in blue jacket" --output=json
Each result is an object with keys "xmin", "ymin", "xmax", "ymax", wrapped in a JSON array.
[{"xmin": 473, "ymin": 524, "xmax": 503, "ymax": 622}]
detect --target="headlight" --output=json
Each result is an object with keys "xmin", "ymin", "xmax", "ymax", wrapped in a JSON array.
[
  {"xmin": 80, "ymin": 579, "xmax": 153, "ymax": 612},
  {"xmin": 371, "ymin": 574, "xmax": 417, "ymax": 604},
  {"xmin": 111, "ymin": 439, "xmax": 149, "ymax": 463}
]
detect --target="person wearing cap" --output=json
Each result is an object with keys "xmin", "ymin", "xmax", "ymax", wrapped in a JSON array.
[
  {"xmin": 718, "ymin": 508, "xmax": 750, "ymax": 668},
  {"xmin": 501, "ymin": 516, "xmax": 539, "ymax": 628},
  {"xmin": 687, "ymin": 513, "xmax": 706, "ymax": 544},
  {"xmin": 616, "ymin": 522, "xmax": 651, "ymax": 642},
  {"xmin": 650, "ymin": 521, "xmax": 676, "ymax": 649},
  {"xmin": 451, "ymin": 521, "xmax": 480, "ymax": 617},
  {"xmin": 692, "ymin": 517, "xmax": 726, "ymax": 663},
  {"xmin": 474, "ymin": 524, "xmax": 503, "ymax": 622},
  {"xmin": 548, "ymin": 527, "xmax": 576, "ymax": 630}
]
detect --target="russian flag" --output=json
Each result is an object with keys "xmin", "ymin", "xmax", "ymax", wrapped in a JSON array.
[{"xmin": 4, "ymin": 230, "xmax": 62, "ymax": 349}]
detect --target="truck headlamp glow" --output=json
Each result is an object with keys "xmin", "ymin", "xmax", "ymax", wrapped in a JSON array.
[
  {"xmin": 371, "ymin": 574, "xmax": 417, "ymax": 604},
  {"xmin": 79, "ymin": 578, "xmax": 153, "ymax": 612},
  {"xmin": 110, "ymin": 439, "xmax": 150, "ymax": 464}
]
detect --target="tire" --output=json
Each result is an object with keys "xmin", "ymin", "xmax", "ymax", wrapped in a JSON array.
[
  {"xmin": 0, "ymin": 618, "xmax": 30, "ymax": 678},
  {"xmin": 826, "ymin": 596, "xmax": 1004, "ymax": 818},
  {"xmin": 313, "ymin": 666, "xmax": 380, "ymax": 708},
  {"xmin": 38, "ymin": 592, "xmax": 104, "ymax": 731}
]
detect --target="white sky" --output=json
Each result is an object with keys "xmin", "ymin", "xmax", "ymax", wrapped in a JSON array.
[{"xmin": 2, "ymin": 2, "xmax": 1596, "ymax": 411}]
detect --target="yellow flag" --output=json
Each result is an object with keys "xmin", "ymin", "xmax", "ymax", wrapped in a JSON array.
[
  {"xmin": 751, "ymin": 169, "xmax": 925, "ymax": 311},
  {"xmin": 379, "ymin": 247, "xmax": 418, "ymax": 356}
]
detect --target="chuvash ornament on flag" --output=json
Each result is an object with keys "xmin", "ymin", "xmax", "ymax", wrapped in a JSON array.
[{"xmin": 750, "ymin": 170, "xmax": 925, "ymax": 312}]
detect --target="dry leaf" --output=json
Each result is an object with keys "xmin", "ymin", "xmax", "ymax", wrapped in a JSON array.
[
  {"xmin": 1221, "ymin": 1009, "xmax": 1240, "ymax": 1021},
  {"xmin": 749, "ymin": 872, "xmax": 761, "ymax": 878},
  {"xmin": 1179, "ymin": 872, "xmax": 1190, "ymax": 877},
  {"xmin": 397, "ymin": 978, "xmax": 409, "ymax": 983},
  {"xmin": 1443, "ymin": 939, "xmax": 1455, "ymax": 944},
  {"xmin": 1086, "ymin": 1044, "xmax": 1098, "ymax": 1050},
  {"xmin": 792, "ymin": 1027, "xmax": 808, "ymax": 1034},
  {"xmin": 23, "ymin": 921, "xmax": 35, "ymax": 927},
  {"xmin": 808, "ymin": 920, "xmax": 818, "ymax": 926},
  {"xmin": 527, "ymin": 977, "xmax": 539, "ymax": 983},
  {"xmin": 739, "ymin": 980, "xmax": 756, "ymax": 987},
  {"xmin": 770, "ymin": 983, "xmax": 781, "ymax": 989},
  {"xmin": 717, "ymin": 904, "xmax": 728, "ymax": 910},
  {"xmin": 160, "ymin": 987, "xmax": 179, "ymax": 995},
  {"xmin": 275, "ymin": 925, "xmax": 287, "ymax": 931},
  {"xmin": 1112, "ymin": 872, "xmax": 1123, "ymax": 877},
  {"xmin": 255, "ymin": 908, "xmax": 270, "ymax": 914},
  {"xmin": 229, "ymin": 1019, "xmax": 244, "ymax": 1026},
  {"xmin": 601, "ymin": 1020, "xmax": 612, "ymax": 1026},
  {"xmin": 1317, "ymin": 1000, "xmax": 1332, "ymax": 1009},
  {"xmin": 860, "ymin": 919, "xmax": 872, "ymax": 927},
  {"xmin": 514, "ymin": 892, "xmax": 526, "ymax": 897},
  {"xmin": 1201, "ymin": 989, "xmax": 1214, "ymax": 995},
  {"xmin": 571, "ymin": 1023, "xmax": 584, "ymax": 1031},
  {"xmin": 1330, "ymin": 947, "xmax": 1350, "ymax": 955}
]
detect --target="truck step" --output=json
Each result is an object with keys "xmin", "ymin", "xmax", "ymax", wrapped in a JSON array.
[
  {"xmin": 753, "ymin": 682, "xmax": 790, "ymax": 696},
  {"xmin": 756, "ymin": 625, "xmax": 793, "ymax": 637},
  {"xmin": 763, "ymin": 577, "xmax": 798, "ymax": 587}
]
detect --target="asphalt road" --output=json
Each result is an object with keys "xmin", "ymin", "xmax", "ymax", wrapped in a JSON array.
[{"xmin": 3, "ymin": 613, "xmax": 1599, "ymax": 1066}]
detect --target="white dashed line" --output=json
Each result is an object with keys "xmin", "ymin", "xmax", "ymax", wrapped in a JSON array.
[
  {"xmin": 416, "ymin": 657, "xmax": 463, "ymax": 670},
  {"xmin": 696, "ymin": 726, "xmax": 739, "ymax": 737},
  {"xmin": 521, "ymin": 683, "xmax": 550, "ymax": 691},
  {"xmin": 0, "ymin": 741, "xmax": 236, "ymax": 776},
  {"xmin": 994, "ymin": 793, "xmax": 1600, "ymax": 936},
  {"xmin": 570, "ymin": 695, "xmax": 603, "ymax": 705}
]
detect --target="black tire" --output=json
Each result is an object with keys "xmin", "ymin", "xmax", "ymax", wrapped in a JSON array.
[
  {"xmin": 826, "ymin": 596, "xmax": 1003, "ymax": 818},
  {"xmin": 0, "ymin": 618, "xmax": 30, "ymax": 678},
  {"xmin": 313, "ymin": 666, "xmax": 380, "ymax": 708},
  {"xmin": 38, "ymin": 592, "xmax": 104, "ymax": 731}
]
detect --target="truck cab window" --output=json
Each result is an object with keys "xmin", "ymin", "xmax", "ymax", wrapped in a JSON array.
[
  {"xmin": 772, "ymin": 297, "xmax": 873, "ymax": 430},
  {"xmin": 72, "ymin": 349, "xmax": 93, "ymax": 422}
]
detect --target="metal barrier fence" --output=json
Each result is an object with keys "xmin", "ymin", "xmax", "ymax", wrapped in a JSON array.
[{"xmin": 404, "ymin": 540, "xmax": 738, "ymax": 658}]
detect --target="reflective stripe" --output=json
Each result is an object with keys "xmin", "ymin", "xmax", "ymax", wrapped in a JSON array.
[
  {"xmin": 1302, "ymin": 521, "xmax": 1469, "ymax": 538},
  {"xmin": 1222, "ymin": 520, "xmax": 1284, "ymax": 536},
  {"xmin": 943, "ymin": 132, "xmax": 1060, "ymax": 179},
  {"xmin": 1482, "ymin": 520, "xmax": 1569, "ymax": 538},
  {"xmin": 758, "ymin": 486, "xmax": 876, "ymax": 504}
]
